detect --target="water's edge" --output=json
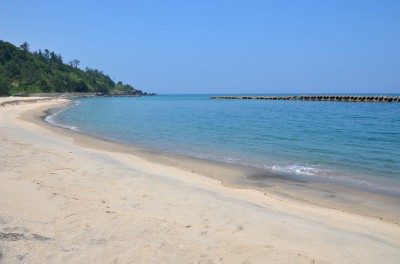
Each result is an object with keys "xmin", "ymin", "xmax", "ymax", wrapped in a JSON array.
[
  {"xmin": 34, "ymin": 102, "xmax": 400, "ymax": 224},
  {"xmin": 45, "ymin": 98, "xmax": 400, "ymax": 197}
]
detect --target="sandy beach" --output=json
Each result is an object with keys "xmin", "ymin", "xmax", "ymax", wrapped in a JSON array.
[{"xmin": 1, "ymin": 98, "xmax": 400, "ymax": 263}]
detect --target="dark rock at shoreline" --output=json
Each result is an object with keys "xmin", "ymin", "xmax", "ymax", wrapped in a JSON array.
[
  {"xmin": 108, "ymin": 90, "xmax": 158, "ymax": 97},
  {"xmin": 13, "ymin": 92, "xmax": 29, "ymax": 97}
]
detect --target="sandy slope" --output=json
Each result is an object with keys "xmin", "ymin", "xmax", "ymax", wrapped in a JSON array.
[{"xmin": 0, "ymin": 99, "xmax": 399, "ymax": 263}]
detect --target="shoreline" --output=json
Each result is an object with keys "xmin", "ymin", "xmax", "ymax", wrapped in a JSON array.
[
  {"xmin": 1, "ymin": 98, "xmax": 400, "ymax": 263},
  {"xmin": 44, "ymin": 96, "xmax": 400, "ymax": 198},
  {"xmin": 40, "ymin": 101, "xmax": 400, "ymax": 224}
]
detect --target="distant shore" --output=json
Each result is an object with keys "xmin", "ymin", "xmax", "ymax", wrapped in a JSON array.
[
  {"xmin": 2, "ymin": 91, "xmax": 158, "ymax": 99},
  {"xmin": 1, "ymin": 97, "xmax": 400, "ymax": 263}
]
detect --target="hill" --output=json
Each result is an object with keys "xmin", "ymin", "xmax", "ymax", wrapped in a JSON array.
[{"xmin": 0, "ymin": 40, "xmax": 146, "ymax": 96}]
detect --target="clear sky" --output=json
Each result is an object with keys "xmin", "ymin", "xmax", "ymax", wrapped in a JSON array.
[{"xmin": 1, "ymin": 0, "xmax": 399, "ymax": 94}]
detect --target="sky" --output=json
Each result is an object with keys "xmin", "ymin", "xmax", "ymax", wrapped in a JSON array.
[{"xmin": 1, "ymin": 0, "xmax": 399, "ymax": 94}]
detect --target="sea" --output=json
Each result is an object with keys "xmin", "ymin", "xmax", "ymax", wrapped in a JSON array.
[{"xmin": 46, "ymin": 94, "xmax": 400, "ymax": 197}]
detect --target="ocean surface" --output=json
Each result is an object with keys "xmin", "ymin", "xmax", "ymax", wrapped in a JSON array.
[{"xmin": 47, "ymin": 94, "xmax": 400, "ymax": 196}]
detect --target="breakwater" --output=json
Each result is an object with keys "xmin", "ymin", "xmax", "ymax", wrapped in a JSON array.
[{"xmin": 211, "ymin": 95, "xmax": 400, "ymax": 102}]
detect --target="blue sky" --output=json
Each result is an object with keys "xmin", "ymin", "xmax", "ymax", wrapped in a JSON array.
[{"xmin": 1, "ymin": 0, "xmax": 399, "ymax": 94}]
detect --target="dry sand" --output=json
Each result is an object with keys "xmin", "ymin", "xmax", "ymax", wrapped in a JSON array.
[{"xmin": 0, "ymin": 98, "xmax": 399, "ymax": 263}]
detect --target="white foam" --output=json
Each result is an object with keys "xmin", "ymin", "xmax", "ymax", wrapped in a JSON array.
[
  {"xmin": 267, "ymin": 164, "xmax": 325, "ymax": 176},
  {"xmin": 45, "ymin": 107, "xmax": 80, "ymax": 132}
]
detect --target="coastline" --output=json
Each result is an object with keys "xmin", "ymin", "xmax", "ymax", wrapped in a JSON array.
[
  {"xmin": 41, "ymin": 100, "xmax": 400, "ymax": 224},
  {"xmin": 1, "ymin": 98, "xmax": 400, "ymax": 263}
]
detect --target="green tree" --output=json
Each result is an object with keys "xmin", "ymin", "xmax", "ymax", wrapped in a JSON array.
[
  {"xmin": 20, "ymin": 41, "xmax": 30, "ymax": 52},
  {"xmin": 72, "ymin": 59, "xmax": 80, "ymax": 68},
  {"xmin": 0, "ymin": 69, "xmax": 11, "ymax": 96}
]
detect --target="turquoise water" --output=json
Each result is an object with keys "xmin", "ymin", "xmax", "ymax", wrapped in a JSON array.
[{"xmin": 48, "ymin": 94, "xmax": 400, "ymax": 196}]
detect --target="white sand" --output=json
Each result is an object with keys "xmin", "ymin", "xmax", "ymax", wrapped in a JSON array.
[{"xmin": 0, "ymin": 98, "xmax": 399, "ymax": 263}]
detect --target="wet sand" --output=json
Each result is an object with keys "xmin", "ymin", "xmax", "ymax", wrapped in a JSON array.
[{"xmin": 1, "ymin": 98, "xmax": 400, "ymax": 263}]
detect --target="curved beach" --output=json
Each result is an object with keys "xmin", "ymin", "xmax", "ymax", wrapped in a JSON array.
[{"xmin": 1, "ymin": 98, "xmax": 400, "ymax": 263}]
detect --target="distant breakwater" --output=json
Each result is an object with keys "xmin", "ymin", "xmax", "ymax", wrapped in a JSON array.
[{"xmin": 211, "ymin": 95, "xmax": 400, "ymax": 102}]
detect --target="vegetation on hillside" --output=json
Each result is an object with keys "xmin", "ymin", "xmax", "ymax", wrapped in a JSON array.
[{"xmin": 0, "ymin": 40, "xmax": 144, "ymax": 96}]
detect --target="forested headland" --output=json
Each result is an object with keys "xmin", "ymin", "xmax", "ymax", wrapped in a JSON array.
[{"xmin": 0, "ymin": 40, "xmax": 147, "ymax": 96}]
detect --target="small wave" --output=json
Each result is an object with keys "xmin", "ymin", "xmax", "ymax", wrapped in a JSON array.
[
  {"xmin": 265, "ymin": 163, "xmax": 400, "ymax": 195},
  {"xmin": 45, "ymin": 106, "xmax": 79, "ymax": 132},
  {"xmin": 325, "ymin": 174, "xmax": 400, "ymax": 193},
  {"xmin": 268, "ymin": 164, "xmax": 326, "ymax": 176}
]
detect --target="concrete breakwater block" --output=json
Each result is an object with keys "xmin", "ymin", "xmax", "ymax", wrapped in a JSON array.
[{"xmin": 211, "ymin": 95, "xmax": 400, "ymax": 102}]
